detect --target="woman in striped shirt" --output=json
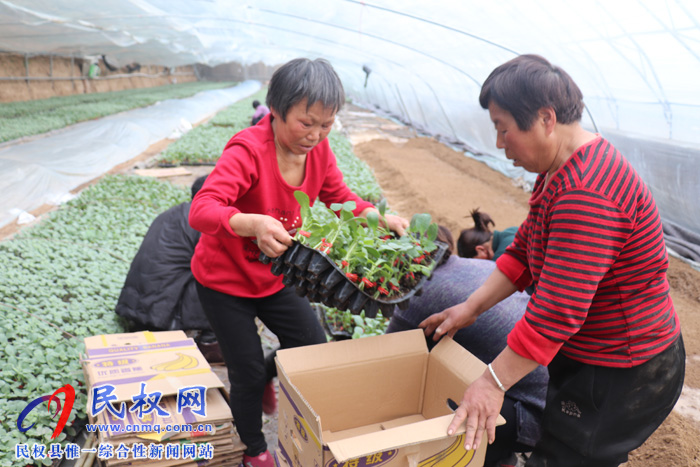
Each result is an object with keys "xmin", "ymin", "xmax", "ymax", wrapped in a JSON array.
[{"xmin": 421, "ymin": 54, "xmax": 684, "ymax": 467}]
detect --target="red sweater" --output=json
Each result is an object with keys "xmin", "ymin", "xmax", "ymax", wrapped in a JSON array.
[
  {"xmin": 189, "ymin": 114, "xmax": 374, "ymax": 298},
  {"xmin": 498, "ymin": 136, "xmax": 680, "ymax": 368}
]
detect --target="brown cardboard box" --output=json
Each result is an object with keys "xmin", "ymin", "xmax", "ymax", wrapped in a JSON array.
[
  {"xmin": 82, "ymin": 331, "xmax": 242, "ymax": 467},
  {"xmin": 275, "ymin": 329, "xmax": 504, "ymax": 467},
  {"xmin": 94, "ymin": 387, "xmax": 233, "ymax": 443},
  {"xmin": 82, "ymin": 330, "xmax": 223, "ymax": 403}
]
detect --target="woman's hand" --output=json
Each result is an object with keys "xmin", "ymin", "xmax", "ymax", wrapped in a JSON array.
[
  {"xmin": 230, "ymin": 213, "xmax": 293, "ymax": 258},
  {"xmin": 254, "ymin": 216, "xmax": 294, "ymax": 257},
  {"xmin": 448, "ymin": 348, "xmax": 539, "ymax": 452},
  {"xmin": 359, "ymin": 207, "xmax": 410, "ymax": 236},
  {"xmin": 383, "ymin": 213, "xmax": 410, "ymax": 236},
  {"xmin": 448, "ymin": 372, "xmax": 505, "ymax": 452},
  {"xmin": 419, "ymin": 300, "xmax": 479, "ymax": 341}
]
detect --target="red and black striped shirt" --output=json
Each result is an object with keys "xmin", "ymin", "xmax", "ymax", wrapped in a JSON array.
[{"xmin": 498, "ymin": 136, "xmax": 680, "ymax": 368}]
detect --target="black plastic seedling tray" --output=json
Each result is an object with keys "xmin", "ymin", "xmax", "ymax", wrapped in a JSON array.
[{"xmin": 259, "ymin": 240, "xmax": 447, "ymax": 318}]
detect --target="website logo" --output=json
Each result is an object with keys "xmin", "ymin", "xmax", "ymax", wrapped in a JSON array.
[{"xmin": 16, "ymin": 384, "xmax": 75, "ymax": 440}]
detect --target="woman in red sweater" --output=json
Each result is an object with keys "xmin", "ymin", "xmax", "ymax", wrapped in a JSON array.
[
  {"xmin": 421, "ymin": 55, "xmax": 684, "ymax": 467},
  {"xmin": 189, "ymin": 58, "xmax": 408, "ymax": 467}
]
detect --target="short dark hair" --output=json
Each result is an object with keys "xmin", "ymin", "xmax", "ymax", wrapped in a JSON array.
[
  {"xmin": 479, "ymin": 54, "xmax": 584, "ymax": 131},
  {"xmin": 457, "ymin": 209, "xmax": 494, "ymax": 258},
  {"xmin": 266, "ymin": 58, "xmax": 345, "ymax": 121},
  {"xmin": 191, "ymin": 175, "xmax": 208, "ymax": 199},
  {"xmin": 252, "ymin": 100, "xmax": 261, "ymax": 109}
]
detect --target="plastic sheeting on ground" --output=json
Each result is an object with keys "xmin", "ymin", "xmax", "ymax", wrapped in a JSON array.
[{"xmin": 0, "ymin": 80, "xmax": 261, "ymax": 230}]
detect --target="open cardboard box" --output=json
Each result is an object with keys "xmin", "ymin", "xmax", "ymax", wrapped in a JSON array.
[{"xmin": 275, "ymin": 329, "xmax": 504, "ymax": 467}]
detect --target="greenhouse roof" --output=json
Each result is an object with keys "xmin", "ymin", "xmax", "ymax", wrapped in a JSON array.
[{"xmin": 1, "ymin": 0, "xmax": 699, "ymax": 257}]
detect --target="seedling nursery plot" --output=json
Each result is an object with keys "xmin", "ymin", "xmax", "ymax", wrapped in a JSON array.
[
  {"xmin": 156, "ymin": 89, "xmax": 267, "ymax": 166},
  {"xmin": 1, "ymin": 176, "xmax": 191, "ymax": 467},
  {"xmin": 1, "ymin": 95, "xmax": 414, "ymax": 466},
  {"xmin": 0, "ymin": 81, "xmax": 236, "ymax": 144}
]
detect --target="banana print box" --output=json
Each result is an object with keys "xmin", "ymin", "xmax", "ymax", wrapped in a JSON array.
[
  {"xmin": 82, "ymin": 330, "xmax": 224, "ymax": 404},
  {"xmin": 275, "ymin": 330, "xmax": 503, "ymax": 467}
]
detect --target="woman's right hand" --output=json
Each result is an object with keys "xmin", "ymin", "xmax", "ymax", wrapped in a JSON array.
[
  {"xmin": 419, "ymin": 300, "xmax": 480, "ymax": 341},
  {"xmin": 254, "ymin": 215, "xmax": 294, "ymax": 258},
  {"xmin": 230, "ymin": 213, "xmax": 293, "ymax": 258},
  {"xmin": 420, "ymin": 267, "xmax": 518, "ymax": 341}
]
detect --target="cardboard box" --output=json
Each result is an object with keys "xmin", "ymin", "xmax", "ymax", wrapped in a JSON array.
[
  {"xmin": 275, "ymin": 329, "xmax": 504, "ymax": 467},
  {"xmin": 82, "ymin": 330, "xmax": 223, "ymax": 403},
  {"xmin": 83, "ymin": 331, "xmax": 243, "ymax": 467},
  {"xmin": 94, "ymin": 388, "xmax": 233, "ymax": 442}
]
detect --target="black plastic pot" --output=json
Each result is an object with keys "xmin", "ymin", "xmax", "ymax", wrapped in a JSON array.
[
  {"xmin": 294, "ymin": 277, "xmax": 309, "ymax": 297},
  {"xmin": 336, "ymin": 282, "xmax": 357, "ymax": 304},
  {"xmin": 307, "ymin": 254, "xmax": 332, "ymax": 277},
  {"xmin": 292, "ymin": 247, "xmax": 314, "ymax": 269},
  {"xmin": 259, "ymin": 239, "xmax": 447, "ymax": 318}
]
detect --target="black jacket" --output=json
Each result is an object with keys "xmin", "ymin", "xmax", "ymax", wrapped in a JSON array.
[{"xmin": 115, "ymin": 202, "xmax": 210, "ymax": 330}]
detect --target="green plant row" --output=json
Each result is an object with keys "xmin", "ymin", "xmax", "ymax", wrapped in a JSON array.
[
  {"xmin": 0, "ymin": 81, "xmax": 237, "ymax": 143},
  {"xmin": 0, "ymin": 176, "xmax": 190, "ymax": 467},
  {"xmin": 208, "ymin": 90, "xmax": 268, "ymax": 128},
  {"xmin": 157, "ymin": 124, "xmax": 238, "ymax": 166},
  {"xmin": 327, "ymin": 131, "xmax": 383, "ymax": 204}
]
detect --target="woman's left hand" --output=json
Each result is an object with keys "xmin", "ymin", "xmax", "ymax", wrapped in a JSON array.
[
  {"xmin": 383, "ymin": 213, "xmax": 410, "ymax": 236},
  {"xmin": 448, "ymin": 372, "xmax": 505, "ymax": 452},
  {"xmin": 448, "ymin": 348, "xmax": 538, "ymax": 452}
]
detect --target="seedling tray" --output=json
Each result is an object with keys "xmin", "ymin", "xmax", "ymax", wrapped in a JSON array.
[
  {"xmin": 317, "ymin": 305, "xmax": 353, "ymax": 341},
  {"xmin": 259, "ymin": 240, "xmax": 447, "ymax": 318}
]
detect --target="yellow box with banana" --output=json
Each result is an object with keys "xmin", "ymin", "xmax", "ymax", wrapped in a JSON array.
[
  {"xmin": 275, "ymin": 329, "xmax": 504, "ymax": 467},
  {"xmin": 81, "ymin": 330, "xmax": 224, "ymax": 405}
]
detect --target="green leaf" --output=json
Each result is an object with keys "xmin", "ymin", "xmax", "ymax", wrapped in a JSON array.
[
  {"xmin": 366, "ymin": 211, "xmax": 379, "ymax": 232},
  {"xmin": 376, "ymin": 198, "xmax": 387, "ymax": 217},
  {"xmin": 340, "ymin": 209, "xmax": 355, "ymax": 223},
  {"xmin": 341, "ymin": 200, "xmax": 357, "ymax": 212},
  {"xmin": 426, "ymin": 223, "xmax": 439, "ymax": 242},
  {"xmin": 410, "ymin": 213, "xmax": 432, "ymax": 235},
  {"xmin": 294, "ymin": 190, "xmax": 311, "ymax": 223}
]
